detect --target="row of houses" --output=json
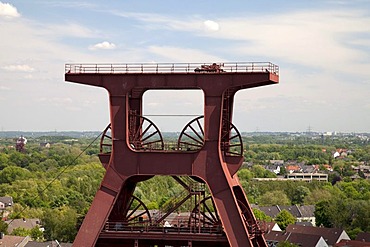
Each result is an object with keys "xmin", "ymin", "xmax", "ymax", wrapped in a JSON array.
[
  {"xmin": 0, "ymin": 235, "xmax": 71, "ymax": 247},
  {"xmin": 261, "ymin": 160, "xmax": 370, "ymax": 180},
  {"xmin": 264, "ymin": 224, "xmax": 370, "ymax": 247},
  {"xmin": 253, "ymin": 204, "xmax": 316, "ymax": 226},
  {"xmin": 2, "ymin": 218, "xmax": 369, "ymax": 247}
]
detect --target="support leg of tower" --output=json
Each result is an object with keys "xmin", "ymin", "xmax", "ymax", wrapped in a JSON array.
[{"xmin": 207, "ymin": 172, "xmax": 254, "ymax": 246}]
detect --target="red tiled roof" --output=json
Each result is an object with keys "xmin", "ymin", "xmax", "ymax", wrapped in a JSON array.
[
  {"xmin": 335, "ymin": 239, "xmax": 370, "ymax": 247},
  {"xmin": 286, "ymin": 224, "xmax": 349, "ymax": 246}
]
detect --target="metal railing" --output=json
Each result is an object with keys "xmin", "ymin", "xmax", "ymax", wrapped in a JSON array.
[
  {"xmin": 65, "ymin": 62, "xmax": 279, "ymax": 75},
  {"xmin": 103, "ymin": 222, "xmax": 223, "ymax": 235}
]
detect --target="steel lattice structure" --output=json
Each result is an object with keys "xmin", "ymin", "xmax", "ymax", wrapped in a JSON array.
[{"xmin": 65, "ymin": 62, "xmax": 279, "ymax": 247}]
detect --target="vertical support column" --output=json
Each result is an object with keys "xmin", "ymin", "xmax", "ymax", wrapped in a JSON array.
[
  {"xmin": 73, "ymin": 94, "xmax": 128, "ymax": 247},
  {"xmin": 203, "ymin": 93, "xmax": 254, "ymax": 247}
]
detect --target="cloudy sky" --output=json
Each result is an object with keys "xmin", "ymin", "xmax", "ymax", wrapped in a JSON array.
[{"xmin": 1, "ymin": 0, "xmax": 369, "ymax": 133}]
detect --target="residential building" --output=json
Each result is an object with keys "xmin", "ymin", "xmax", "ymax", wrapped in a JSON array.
[
  {"xmin": 286, "ymin": 224, "xmax": 350, "ymax": 246},
  {"xmin": 265, "ymin": 231, "xmax": 328, "ymax": 247},
  {"xmin": 0, "ymin": 196, "xmax": 13, "ymax": 208},
  {"xmin": 356, "ymin": 232, "xmax": 370, "ymax": 242},
  {"xmin": 0, "ymin": 234, "xmax": 30, "ymax": 247},
  {"xmin": 254, "ymin": 205, "xmax": 316, "ymax": 226},
  {"xmin": 286, "ymin": 172, "xmax": 328, "ymax": 182},
  {"xmin": 334, "ymin": 239, "xmax": 370, "ymax": 247},
  {"xmin": 5, "ymin": 218, "xmax": 41, "ymax": 234},
  {"xmin": 261, "ymin": 222, "xmax": 282, "ymax": 232},
  {"xmin": 25, "ymin": 240, "xmax": 72, "ymax": 247}
]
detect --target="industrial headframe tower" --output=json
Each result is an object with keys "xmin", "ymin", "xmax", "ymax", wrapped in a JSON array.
[{"xmin": 65, "ymin": 62, "xmax": 279, "ymax": 247}]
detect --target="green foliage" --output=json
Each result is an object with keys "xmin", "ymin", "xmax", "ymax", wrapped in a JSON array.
[
  {"xmin": 253, "ymin": 208, "xmax": 272, "ymax": 222},
  {"xmin": 30, "ymin": 226, "xmax": 44, "ymax": 241},
  {"xmin": 291, "ymin": 186, "xmax": 310, "ymax": 205},
  {"xmin": 304, "ymin": 188, "xmax": 332, "ymax": 205},
  {"xmin": 0, "ymin": 220, "xmax": 8, "ymax": 234},
  {"xmin": 347, "ymin": 227, "xmax": 363, "ymax": 240},
  {"xmin": 0, "ymin": 166, "xmax": 32, "ymax": 183},
  {"xmin": 237, "ymin": 169, "xmax": 254, "ymax": 182},
  {"xmin": 277, "ymin": 241, "xmax": 299, "ymax": 247},
  {"xmin": 251, "ymin": 165, "xmax": 277, "ymax": 178},
  {"xmin": 41, "ymin": 207, "xmax": 77, "ymax": 242},
  {"xmin": 314, "ymin": 200, "xmax": 332, "ymax": 228},
  {"xmin": 275, "ymin": 209, "xmax": 296, "ymax": 230},
  {"xmin": 11, "ymin": 227, "xmax": 30, "ymax": 237},
  {"xmin": 1, "ymin": 133, "xmax": 369, "ymax": 242},
  {"xmin": 315, "ymin": 197, "xmax": 370, "ymax": 232},
  {"xmin": 258, "ymin": 190, "xmax": 291, "ymax": 206}
]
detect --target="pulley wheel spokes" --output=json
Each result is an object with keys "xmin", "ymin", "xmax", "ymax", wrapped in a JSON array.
[
  {"xmin": 129, "ymin": 114, "xmax": 164, "ymax": 151},
  {"xmin": 188, "ymin": 196, "xmax": 221, "ymax": 228},
  {"xmin": 123, "ymin": 195, "xmax": 152, "ymax": 226},
  {"xmin": 221, "ymin": 119, "xmax": 243, "ymax": 156},
  {"xmin": 100, "ymin": 124, "xmax": 112, "ymax": 154},
  {"xmin": 177, "ymin": 116, "xmax": 204, "ymax": 151}
]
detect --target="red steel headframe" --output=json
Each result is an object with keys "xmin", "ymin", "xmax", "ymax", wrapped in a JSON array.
[{"xmin": 65, "ymin": 62, "xmax": 279, "ymax": 247}]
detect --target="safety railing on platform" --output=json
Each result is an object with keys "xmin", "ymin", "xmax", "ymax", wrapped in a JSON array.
[
  {"xmin": 103, "ymin": 222, "xmax": 223, "ymax": 235},
  {"xmin": 65, "ymin": 62, "xmax": 279, "ymax": 75}
]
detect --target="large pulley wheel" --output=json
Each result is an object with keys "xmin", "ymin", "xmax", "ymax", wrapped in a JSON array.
[
  {"xmin": 100, "ymin": 124, "xmax": 112, "ymax": 154},
  {"xmin": 123, "ymin": 195, "xmax": 152, "ymax": 226},
  {"xmin": 220, "ymin": 119, "xmax": 243, "ymax": 156},
  {"xmin": 177, "ymin": 116, "xmax": 204, "ymax": 151},
  {"xmin": 129, "ymin": 114, "xmax": 164, "ymax": 150},
  {"xmin": 188, "ymin": 196, "xmax": 221, "ymax": 228},
  {"xmin": 99, "ymin": 114, "xmax": 164, "ymax": 154}
]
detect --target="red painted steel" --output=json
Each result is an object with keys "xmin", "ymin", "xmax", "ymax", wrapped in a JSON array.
[{"xmin": 65, "ymin": 62, "xmax": 279, "ymax": 247}]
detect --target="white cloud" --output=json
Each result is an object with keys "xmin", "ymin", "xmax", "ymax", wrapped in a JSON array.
[
  {"xmin": 1, "ymin": 64, "xmax": 34, "ymax": 72},
  {"xmin": 42, "ymin": 22, "xmax": 100, "ymax": 39},
  {"xmin": 0, "ymin": 2, "xmax": 20, "ymax": 19},
  {"xmin": 109, "ymin": 9, "xmax": 370, "ymax": 77},
  {"xmin": 204, "ymin": 20, "xmax": 219, "ymax": 31},
  {"xmin": 89, "ymin": 41, "xmax": 116, "ymax": 50}
]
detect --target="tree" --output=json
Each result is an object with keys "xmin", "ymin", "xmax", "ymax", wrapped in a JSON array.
[
  {"xmin": 275, "ymin": 210, "xmax": 296, "ymax": 230},
  {"xmin": 238, "ymin": 168, "xmax": 254, "ymax": 181},
  {"xmin": 279, "ymin": 165, "xmax": 287, "ymax": 175},
  {"xmin": 304, "ymin": 189, "xmax": 332, "ymax": 205},
  {"xmin": 277, "ymin": 241, "xmax": 299, "ymax": 247},
  {"xmin": 314, "ymin": 200, "xmax": 332, "ymax": 228},
  {"xmin": 258, "ymin": 190, "xmax": 291, "ymax": 206},
  {"xmin": 253, "ymin": 208, "xmax": 272, "ymax": 222},
  {"xmin": 30, "ymin": 226, "xmax": 44, "ymax": 241},
  {"xmin": 291, "ymin": 186, "xmax": 310, "ymax": 205},
  {"xmin": 0, "ymin": 220, "xmax": 8, "ymax": 234},
  {"xmin": 11, "ymin": 227, "xmax": 30, "ymax": 236},
  {"xmin": 42, "ymin": 207, "xmax": 77, "ymax": 242},
  {"xmin": 0, "ymin": 166, "xmax": 32, "ymax": 183}
]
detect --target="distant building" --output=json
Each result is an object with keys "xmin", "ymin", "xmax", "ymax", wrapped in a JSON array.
[
  {"xmin": 253, "ymin": 205, "xmax": 316, "ymax": 226},
  {"xmin": 335, "ymin": 239, "xmax": 370, "ymax": 247},
  {"xmin": 0, "ymin": 196, "xmax": 13, "ymax": 208},
  {"xmin": 262, "ymin": 222, "xmax": 282, "ymax": 232},
  {"xmin": 5, "ymin": 218, "xmax": 41, "ymax": 234},
  {"xmin": 0, "ymin": 234, "xmax": 30, "ymax": 247},
  {"xmin": 265, "ymin": 231, "xmax": 328, "ymax": 247},
  {"xmin": 25, "ymin": 240, "xmax": 72, "ymax": 247},
  {"xmin": 356, "ymin": 232, "xmax": 370, "ymax": 242},
  {"xmin": 286, "ymin": 173, "xmax": 328, "ymax": 182},
  {"xmin": 285, "ymin": 224, "xmax": 350, "ymax": 246}
]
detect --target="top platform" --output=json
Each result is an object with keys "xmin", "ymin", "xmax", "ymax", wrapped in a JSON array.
[{"xmin": 65, "ymin": 62, "xmax": 279, "ymax": 75}]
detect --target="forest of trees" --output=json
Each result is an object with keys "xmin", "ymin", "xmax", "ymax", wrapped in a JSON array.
[{"xmin": 0, "ymin": 133, "xmax": 369, "ymax": 242}]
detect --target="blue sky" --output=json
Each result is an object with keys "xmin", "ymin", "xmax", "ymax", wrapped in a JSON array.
[{"xmin": 1, "ymin": 0, "xmax": 369, "ymax": 132}]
